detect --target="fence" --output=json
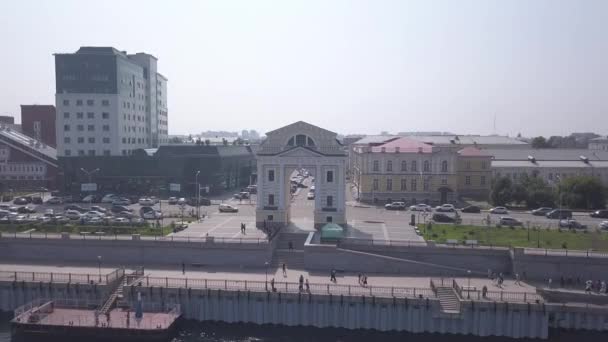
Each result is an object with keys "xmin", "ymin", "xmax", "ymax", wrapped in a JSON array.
[
  {"xmin": 0, "ymin": 231, "xmax": 268, "ymax": 245},
  {"xmin": 129, "ymin": 276, "xmax": 436, "ymax": 299},
  {"xmin": 340, "ymin": 238, "xmax": 428, "ymax": 248},
  {"xmin": 0, "ymin": 269, "xmax": 122, "ymax": 285},
  {"xmin": 450, "ymin": 278, "xmax": 543, "ymax": 303},
  {"xmin": 523, "ymin": 248, "xmax": 608, "ymax": 258}
]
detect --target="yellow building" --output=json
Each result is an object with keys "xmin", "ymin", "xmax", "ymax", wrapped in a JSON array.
[{"xmin": 456, "ymin": 147, "xmax": 492, "ymax": 200}]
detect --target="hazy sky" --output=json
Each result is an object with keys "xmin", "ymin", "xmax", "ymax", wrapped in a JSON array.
[{"xmin": 1, "ymin": 0, "xmax": 607, "ymax": 137}]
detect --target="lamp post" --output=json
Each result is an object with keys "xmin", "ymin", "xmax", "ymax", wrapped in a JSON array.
[
  {"xmin": 195, "ymin": 171, "xmax": 201, "ymax": 220},
  {"xmin": 467, "ymin": 269, "xmax": 471, "ymax": 299},
  {"xmin": 80, "ymin": 168, "xmax": 100, "ymax": 209},
  {"xmin": 97, "ymin": 255, "xmax": 102, "ymax": 282},
  {"xmin": 264, "ymin": 261, "xmax": 269, "ymax": 291}
]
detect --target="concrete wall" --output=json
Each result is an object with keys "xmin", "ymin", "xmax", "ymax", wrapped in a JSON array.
[
  {"xmin": 512, "ymin": 248, "xmax": 608, "ymax": 281},
  {"xmin": 0, "ymin": 237, "xmax": 273, "ymax": 269}
]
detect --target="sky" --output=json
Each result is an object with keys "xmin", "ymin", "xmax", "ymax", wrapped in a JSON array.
[{"xmin": 0, "ymin": 0, "xmax": 607, "ymax": 137}]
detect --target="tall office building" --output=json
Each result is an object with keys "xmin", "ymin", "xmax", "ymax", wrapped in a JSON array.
[{"xmin": 54, "ymin": 47, "xmax": 168, "ymax": 157}]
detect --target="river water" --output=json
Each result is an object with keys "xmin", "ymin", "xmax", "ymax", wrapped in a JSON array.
[{"xmin": 1, "ymin": 312, "xmax": 607, "ymax": 342}]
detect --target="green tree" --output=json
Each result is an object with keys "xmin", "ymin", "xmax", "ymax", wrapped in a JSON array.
[
  {"xmin": 511, "ymin": 183, "xmax": 528, "ymax": 205},
  {"xmin": 491, "ymin": 177, "xmax": 513, "ymax": 206},
  {"xmin": 559, "ymin": 176, "xmax": 606, "ymax": 209},
  {"xmin": 204, "ymin": 139, "xmax": 211, "ymax": 146},
  {"xmin": 521, "ymin": 174, "xmax": 556, "ymax": 208},
  {"xmin": 531, "ymin": 136, "xmax": 550, "ymax": 148}
]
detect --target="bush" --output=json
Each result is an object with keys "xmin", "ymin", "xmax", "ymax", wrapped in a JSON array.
[
  {"xmin": 561, "ymin": 242, "xmax": 568, "ymax": 249},
  {"xmin": 431, "ymin": 233, "xmax": 438, "ymax": 239}
]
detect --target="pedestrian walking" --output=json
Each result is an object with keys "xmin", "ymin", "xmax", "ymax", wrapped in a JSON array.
[
  {"xmin": 305, "ymin": 278, "xmax": 310, "ymax": 293},
  {"xmin": 363, "ymin": 275, "xmax": 368, "ymax": 287},
  {"xmin": 482, "ymin": 285, "xmax": 488, "ymax": 298},
  {"xmin": 243, "ymin": 223, "xmax": 246, "ymax": 234},
  {"xmin": 299, "ymin": 275, "xmax": 304, "ymax": 291},
  {"xmin": 585, "ymin": 280, "xmax": 592, "ymax": 294},
  {"xmin": 282, "ymin": 263, "xmax": 287, "ymax": 277},
  {"xmin": 270, "ymin": 278, "xmax": 276, "ymax": 292},
  {"xmin": 182, "ymin": 262, "xmax": 185, "ymax": 275},
  {"xmin": 601, "ymin": 281, "xmax": 606, "ymax": 294},
  {"xmin": 548, "ymin": 278, "xmax": 553, "ymax": 288},
  {"xmin": 330, "ymin": 269, "xmax": 336, "ymax": 283},
  {"xmin": 515, "ymin": 273, "xmax": 521, "ymax": 286},
  {"xmin": 560, "ymin": 276, "xmax": 565, "ymax": 288},
  {"xmin": 358, "ymin": 273, "xmax": 362, "ymax": 285},
  {"xmin": 487, "ymin": 269, "xmax": 492, "ymax": 279}
]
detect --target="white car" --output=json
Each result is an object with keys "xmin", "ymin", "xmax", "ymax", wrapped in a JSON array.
[
  {"xmin": 409, "ymin": 204, "xmax": 432, "ymax": 212},
  {"xmin": 599, "ymin": 221, "xmax": 608, "ymax": 230},
  {"xmin": 307, "ymin": 192, "xmax": 315, "ymax": 200},
  {"xmin": 435, "ymin": 204, "xmax": 455, "ymax": 212},
  {"xmin": 65, "ymin": 210, "xmax": 83, "ymax": 220},
  {"xmin": 138, "ymin": 197, "xmax": 154, "ymax": 206},
  {"xmin": 219, "ymin": 204, "xmax": 238, "ymax": 213},
  {"xmin": 101, "ymin": 194, "xmax": 118, "ymax": 203},
  {"xmin": 177, "ymin": 198, "xmax": 187, "ymax": 205},
  {"xmin": 82, "ymin": 195, "xmax": 94, "ymax": 203},
  {"xmin": 113, "ymin": 217, "xmax": 129, "ymax": 224},
  {"xmin": 490, "ymin": 207, "xmax": 509, "ymax": 214},
  {"xmin": 168, "ymin": 197, "xmax": 178, "ymax": 205},
  {"xmin": 90, "ymin": 206, "xmax": 107, "ymax": 213},
  {"xmin": 142, "ymin": 210, "xmax": 163, "ymax": 220}
]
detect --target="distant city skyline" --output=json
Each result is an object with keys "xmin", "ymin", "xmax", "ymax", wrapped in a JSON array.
[{"xmin": 1, "ymin": 0, "xmax": 607, "ymax": 137}]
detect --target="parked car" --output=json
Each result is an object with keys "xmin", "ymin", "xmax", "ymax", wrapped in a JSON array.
[
  {"xmin": 142, "ymin": 210, "xmax": 163, "ymax": 220},
  {"xmin": 546, "ymin": 209, "xmax": 572, "ymax": 219},
  {"xmin": 559, "ymin": 219, "xmax": 587, "ymax": 229},
  {"xmin": 17, "ymin": 206, "xmax": 36, "ymax": 214},
  {"xmin": 32, "ymin": 196, "xmax": 43, "ymax": 205},
  {"xmin": 177, "ymin": 198, "xmax": 187, "ymax": 205},
  {"xmin": 233, "ymin": 192, "xmax": 250, "ymax": 200},
  {"xmin": 113, "ymin": 217, "xmax": 129, "ymax": 224},
  {"xmin": 219, "ymin": 204, "xmax": 238, "ymax": 213},
  {"xmin": 168, "ymin": 197, "xmax": 178, "ymax": 205},
  {"xmin": 64, "ymin": 204, "xmax": 87, "ymax": 213},
  {"xmin": 499, "ymin": 217, "xmax": 522, "ymax": 226},
  {"xmin": 187, "ymin": 197, "xmax": 211, "ymax": 206},
  {"xmin": 46, "ymin": 197, "xmax": 63, "ymax": 205},
  {"xmin": 385, "ymin": 202, "xmax": 407, "ymax": 210},
  {"xmin": 64, "ymin": 210, "xmax": 83, "ymax": 220},
  {"xmin": 13, "ymin": 197, "xmax": 28, "ymax": 205},
  {"xmin": 111, "ymin": 205, "xmax": 132, "ymax": 213},
  {"xmin": 307, "ymin": 192, "xmax": 315, "ymax": 200},
  {"xmin": 138, "ymin": 197, "xmax": 155, "ymax": 206},
  {"xmin": 590, "ymin": 210, "xmax": 608, "ymax": 219},
  {"xmin": 531, "ymin": 207, "xmax": 553, "ymax": 216},
  {"xmin": 490, "ymin": 207, "xmax": 509, "ymax": 214},
  {"xmin": 116, "ymin": 211, "xmax": 135, "ymax": 219},
  {"xmin": 112, "ymin": 198, "xmax": 131, "ymax": 206},
  {"xmin": 432, "ymin": 213, "xmax": 456, "ymax": 223},
  {"xmin": 599, "ymin": 221, "xmax": 608, "ymax": 230},
  {"xmin": 101, "ymin": 194, "xmax": 118, "ymax": 203},
  {"xmin": 90, "ymin": 206, "xmax": 107, "ymax": 213},
  {"xmin": 82, "ymin": 195, "xmax": 94, "ymax": 203},
  {"xmin": 409, "ymin": 204, "xmax": 432, "ymax": 212},
  {"xmin": 461, "ymin": 205, "xmax": 481, "ymax": 213},
  {"xmin": 435, "ymin": 204, "xmax": 455, "ymax": 213},
  {"xmin": 246, "ymin": 185, "xmax": 257, "ymax": 194},
  {"xmin": 63, "ymin": 195, "xmax": 79, "ymax": 203}
]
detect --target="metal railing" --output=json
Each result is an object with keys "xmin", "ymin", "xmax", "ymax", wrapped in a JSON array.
[
  {"xmin": 523, "ymin": 248, "xmax": 608, "ymax": 258},
  {"xmin": 129, "ymin": 276, "xmax": 436, "ymax": 299},
  {"xmin": 339, "ymin": 238, "xmax": 428, "ymax": 248},
  {"xmin": 449, "ymin": 278, "xmax": 543, "ymax": 303},
  {"xmin": 0, "ymin": 270, "xmax": 122, "ymax": 285}
]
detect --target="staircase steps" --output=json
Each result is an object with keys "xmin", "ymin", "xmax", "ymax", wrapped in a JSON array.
[{"xmin": 436, "ymin": 287, "xmax": 461, "ymax": 314}]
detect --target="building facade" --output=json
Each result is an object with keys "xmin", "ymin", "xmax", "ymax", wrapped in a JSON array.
[
  {"xmin": 54, "ymin": 47, "xmax": 168, "ymax": 158},
  {"xmin": 589, "ymin": 136, "xmax": 608, "ymax": 151},
  {"xmin": 352, "ymin": 138, "xmax": 459, "ymax": 204},
  {"xmin": 456, "ymin": 147, "xmax": 492, "ymax": 199},
  {"xmin": 20, "ymin": 105, "xmax": 56, "ymax": 147}
]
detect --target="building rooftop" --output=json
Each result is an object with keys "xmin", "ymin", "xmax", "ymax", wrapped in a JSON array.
[
  {"xmin": 0, "ymin": 125, "xmax": 57, "ymax": 166},
  {"xmin": 353, "ymin": 134, "xmax": 528, "ymax": 147},
  {"xmin": 590, "ymin": 136, "xmax": 608, "ymax": 142},
  {"xmin": 352, "ymin": 135, "xmax": 397, "ymax": 145},
  {"xmin": 483, "ymin": 148, "xmax": 608, "ymax": 161},
  {"xmin": 457, "ymin": 147, "xmax": 492, "ymax": 157},
  {"xmin": 371, "ymin": 137, "xmax": 433, "ymax": 153},
  {"xmin": 492, "ymin": 160, "xmax": 608, "ymax": 168}
]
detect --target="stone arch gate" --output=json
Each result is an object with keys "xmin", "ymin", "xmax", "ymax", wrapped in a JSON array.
[{"xmin": 255, "ymin": 121, "xmax": 346, "ymax": 229}]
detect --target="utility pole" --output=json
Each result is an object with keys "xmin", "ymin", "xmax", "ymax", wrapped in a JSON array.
[
  {"xmin": 195, "ymin": 171, "xmax": 201, "ymax": 220},
  {"xmin": 80, "ymin": 168, "xmax": 100, "ymax": 209}
]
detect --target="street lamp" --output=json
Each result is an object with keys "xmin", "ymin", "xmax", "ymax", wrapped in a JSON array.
[
  {"xmin": 195, "ymin": 171, "xmax": 201, "ymax": 220},
  {"xmin": 80, "ymin": 168, "xmax": 100, "ymax": 209},
  {"xmin": 467, "ymin": 269, "xmax": 471, "ymax": 299},
  {"xmin": 264, "ymin": 261, "xmax": 269, "ymax": 291},
  {"xmin": 97, "ymin": 255, "xmax": 102, "ymax": 282}
]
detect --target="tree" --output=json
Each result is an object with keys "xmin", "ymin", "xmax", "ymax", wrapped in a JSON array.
[
  {"xmin": 222, "ymin": 138, "xmax": 228, "ymax": 146},
  {"xmin": 511, "ymin": 183, "xmax": 528, "ymax": 205},
  {"xmin": 531, "ymin": 136, "xmax": 550, "ymax": 148},
  {"xmin": 521, "ymin": 174, "xmax": 556, "ymax": 208},
  {"xmin": 204, "ymin": 139, "xmax": 211, "ymax": 146},
  {"xmin": 559, "ymin": 176, "xmax": 606, "ymax": 209},
  {"xmin": 491, "ymin": 177, "xmax": 513, "ymax": 206}
]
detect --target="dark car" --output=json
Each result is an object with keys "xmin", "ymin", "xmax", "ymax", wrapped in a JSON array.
[
  {"xmin": 64, "ymin": 204, "xmax": 87, "ymax": 213},
  {"xmin": 532, "ymin": 207, "xmax": 553, "ymax": 216},
  {"xmin": 111, "ymin": 205, "xmax": 132, "ymax": 213},
  {"xmin": 32, "ymin": 196, "xmax": 43, "ymax": 205},
  {"xmin": 187, "ymin": 197, "xmax": 211, "ymax": 206},
  {"xmin": 13, "ymin": 197, "xmax": 29, "ymax": 205},
  {"xmin": 17, "ymin": 206, "xmax": 36, "ymax": 214},
  {"xmin": 500, "ymin": 217, "xmax": 523, "ymax": 226},
  {"xmin": 461, "ymin": 205, "xmax": 481, "ymax": 213},
  {"xmin": 590, "ymin": 210, "xmax": 608, "ymax": 219},
  {"xmin": 432, "ymin": 213, "xmax": 456, "ymax": 223},
  {"xmin": 546, "ymin": 209, "xmax": 573, "ymax": 219}
]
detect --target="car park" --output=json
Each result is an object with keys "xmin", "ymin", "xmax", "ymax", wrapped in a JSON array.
[
  {"xmin": 546, "ymin": 209, "xmax": 572, "ymax": 219},
  {"xmin": 85, "ymin": 217, "xmax": 103, "ymax": 225},
  {"xmin": 385, "ymin": 202, "xmax": 407, "ymax": 210},
  {"xmin": 531, "ymin": 207, "xmax": 553, "ymax": 216},
  {"xmin": 101, "ymin": 194, "xmax": 118, "ymax": 203},
  {"xmin": 168, "ymin": 197, "xmax": 178, "ymax": 205},
  {"xmin": 409, "ymin": 204, "xmax": 432, "ymax": 212},
  {"xmin": 435, "ymin": 204, "xmax": 455, "ymax": 212},
  {"xmin": 590, "ymin": 210, "xmax": 608, "ymax": 219},
  {"xmin": 461, "ymin": 205, "xmax": 481, "ymax": 213},
  {"xmin": 116, "ymin": 211, "xmax": 135, "ymax": 219},
  {"xmin": 0, "ymin": 210, "xmax": 9, "ymax": 218},
  {"xmin": 432, "ymin": 213, "xmax": 456, "ymax": 223},
  {"xmin": 559, "ymin": 219, "xmax": 587, "ymax": 229},
  {"xmin": 499, "ymin": 217, "xmax": 522, "ymax": 226},
  {"xmin": 219, "ymin": 204, "xmax": 238, "ymax": 213},
  {"xmin": 82, "ymin": 195, "xmax": 94, "ymax": 203},
  {"xmin": 490, "ymin": 207, "xmax": 509, "ymax": 214},
  {"xmin": 64, "ymin": 204, "xmax": 87, "ymax": 213},
  {"xmin": 142, "ymin": 210, "xmax": 163, "ymax": 220}
]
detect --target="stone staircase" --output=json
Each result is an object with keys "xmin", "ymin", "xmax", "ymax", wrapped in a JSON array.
[
  {"xmin": 436, "ymin": 287, "xmax": 461, "ymax": 314},
  {"xmin": 271, "ymin": 232, "xmax": 309, "ymax": 269},
  {"xmin": 275, "ymin": 232, "xmax": 310, "ymax": 250}
]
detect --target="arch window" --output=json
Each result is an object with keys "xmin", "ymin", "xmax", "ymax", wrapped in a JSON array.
[{"xmin": 287, "ymin": 134, "xmax": 316, "ymax": 147}]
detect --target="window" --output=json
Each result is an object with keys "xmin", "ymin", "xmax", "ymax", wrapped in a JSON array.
[
  {"xmin": 423, "ymin": 160, "xmax": 430, "ymax": 172},
  {"xmin": 481, "ymin": 161, "xmax": 487, "ymax": 169},
  {"xmin": 268, "ymin": 194, "xmax": 275, "ymax": 206},
  {"xmin": 481, "ymin": 176, "xmax": 486, "ymax": 186},
  {"xmin": 423, "ymin": 179, "xmax": 429, "ymax": 191},
  {"xmin": 88, "ymin": 150, "xmax": 95, "ymax": 156},
  {"xmin": 88, "ymin": 137, "xmax": 95, "ymax": 143},
  {"xmin": 63, "ymin": 112, "xmax": 70, "ymax": 119},
  {"xmin": 466, "ymin": 161, "xmax": 471, "ymax": 170},
  {"xmin": 411, "ymin": 161, "xmax": 417, "ymax": 172},
  {"xmin": 87, "ymin": 125, "xmax": 94, "ymax": 131},
  {"xmin": 326, "ymin": 170, "xmax": 334, "ymax": 183},
  {"xmin": 102, "ymin": 125, "xmax": 110, "ymax": 131},
  {"xmin": 76, "ymin": 112, "xmax": 84, "ymax": 119},
  {"xmin": 373, "ymin": 160, "xmax": 379, "ymax": 172},
  {"xmin": 411, "ymin": 179, "xmax": 417, "ymax": 191},
  {"xmin": 103, "ymin": 137, "xmax": 110, "ymax": 144},
  {"xmin": 386, "ymin": 179, "xmax": 392, "ymax": 191},
  {"xmin": 77, "ymin": 124, "xmax": 84, "ymax": 131},
  {"xmin": 76, "ymin": 100, "xmax": 83, "ymax": 106},
  {"xmin": 64, "ymin": 124, "xmax": 70, "ymax": 131},
  {"xmin": 268, "ymin": 169, "xmax": 275, "ymax": 182},
  {"xmin": 102, "ymin": 112, "xmax": 109, "ymax": 119},
  {"xmin": 373, "ymin": 178, "xmax": 379, "ymax": 191},
  {"xmin": 87, "ymin": 112, "xmax": 94, "ymax": 119},
  {"xmin": 64, "ymin": 149, "xmax": 71, "ymax": 156},
  {"xmin": 441, "ymin": 177, "xmax": 448, "ymax": 185},
  {"xmin": 400, "ymin": 179, "xmax": 407, "ymax": 190},
  {"xmin": 102, "ymin": 100, "xmax": 109, "ymax": 106},
  {"xmin": 387, "ymin": 160, "xmax": 393, "ymax": 172},
  {"xmin": 87, "ymin": 99, "xmax": 94, "ymax": 106},
  {"xmin": 465, "ymin": 176, "xmax": 471, "ymax": 185},
  {"xmin": 78, "ymin": 150, "xmax": 85, "ymax": 156},
  {"xmin": 401, "ymin": 161, "xmax": 407, "ymax": 172},
  {"xmin": 122, "ymin": 137, "xmax": 127, "ymax": 144},
  {"xmin": 63, "ymin": 99, "xmax": 69, "ymax": 106},
  {"xmin": 441, "ymin": 160, "xmax": 448, "ymax": 173},
  {"xmin": 103, "ymin": 150, "xmax": 111, "ymax": 156},
  {"xmin": 77, "ymin": 137, "xmax": 84, "ymax": 143},
  {"xmin": 326, "ymin": 216, "xmax": 333, "ymax": 223},
  {"xmin": 64, "ymin": 137, "xmax": 71, "ymax": 144},
  {"xmin": 327, "ymin": 196, "xmax": 333, "ymax": 207}
]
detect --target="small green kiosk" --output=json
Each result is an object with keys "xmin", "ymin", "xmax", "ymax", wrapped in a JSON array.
[{"xmin": 320, "ymin": 223, "xmax": 344, "ymax": 243}]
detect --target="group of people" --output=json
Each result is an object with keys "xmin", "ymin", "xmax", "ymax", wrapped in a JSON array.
[
  {"xmin": 299, "ymin": 274, "xmax": 310, "ymax": 292},
  {"xmin": 545, "ymin": 276, "xmax": 608, "ymax": 294},
  {"xmin": 357, "ymin": 273, "xmax": 369, "ymax": 287},
  {"xmin": 585, "ymin": 279, "xmax": 607, "ymax": 294},
  {"xmin": 489, "ymin": 271, "xmax": 505, "ymax": 288},
  {"xmin": 240, "ymin": 222, "xmax": 247, "ymax": 234}
]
